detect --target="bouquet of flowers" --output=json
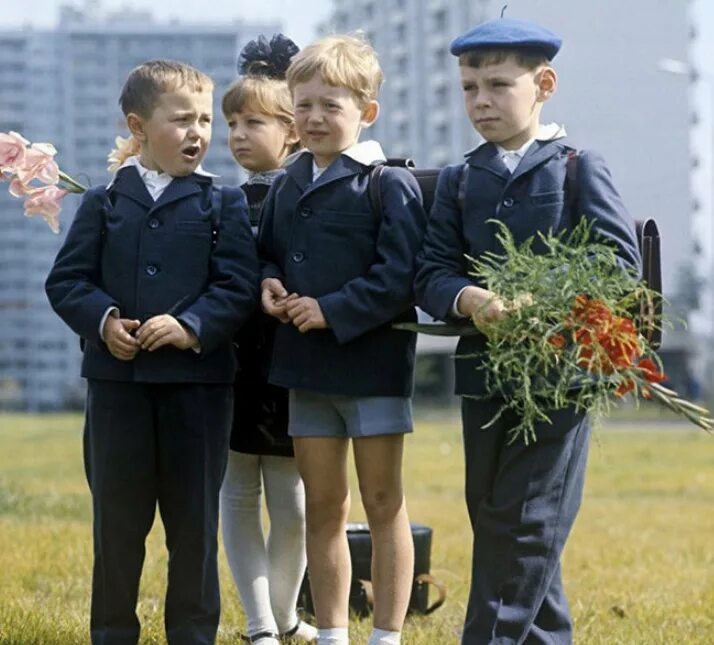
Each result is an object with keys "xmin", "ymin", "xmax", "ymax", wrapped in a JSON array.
[
  {"xmin": 400, "ymin": 220, "xmax": 713, "ymax": 444},
  {"xmin": 0, "ymin": 131, "xmax": 138, "ymax": 233},
  {"xmin": 0, "ymin": 131, "xmax": 88, "ymax": 233}
]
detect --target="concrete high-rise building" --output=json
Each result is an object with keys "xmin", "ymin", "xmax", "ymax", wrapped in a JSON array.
[
  {"xmin": 326, "ymin": 0, "xmax": 692, "ymax": 301},
  {"xmin": 0, "ymin": 6, "xmax": 278, "ymax": 410}
]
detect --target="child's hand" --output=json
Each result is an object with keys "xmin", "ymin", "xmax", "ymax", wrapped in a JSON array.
[
  {"xmin": 261, "ymin": 278, "xmax": 297, "ymax": 323},
  {"xmin": 135, "ymin": 315, "xmax": 199, "ymax": 351},
  {"xmin": 457, "ymin": 286, "xmax": 508, "ymax": 332},
  {"xmin": 103, "ymin": 316, "xmax": 140, "ymax": 361},
  {"xmin": 285, "ymin": 296, "xmax": 328, "ymax": 333}
]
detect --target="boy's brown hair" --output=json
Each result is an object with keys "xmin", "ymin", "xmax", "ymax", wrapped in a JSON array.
[
  {"xmin": 286, "ymin": 34, "xmax": 383, "ymax": 107},
  {"xmin": 119, "ymin": 60, "xmax": 214, "ymax": 118},
  {"xmin": 458, "ymin": 48, "xmax": 550, "ymax": 70}
]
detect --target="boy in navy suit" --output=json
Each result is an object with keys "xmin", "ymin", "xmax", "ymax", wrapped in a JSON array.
[
  {"xmin": 415, "ymin": 19, "xmax": 641, "ymax": 645},
  {"xmin": 258, "ymin": 35, "xmax": 426, "ymax": 645},
  {"xmin": 45, "ymin": 60, "xmax": 259, "ymax": 644}
]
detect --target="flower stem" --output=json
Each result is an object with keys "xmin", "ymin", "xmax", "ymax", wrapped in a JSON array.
[{"xmin": 58, "ymin": 170, "xmax": 87, "ymax": 193}]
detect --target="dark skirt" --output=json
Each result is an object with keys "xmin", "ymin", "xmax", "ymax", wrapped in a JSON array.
[{"xmin": 231, "ymin": 309, "xmax": 293, "ymax": 457}]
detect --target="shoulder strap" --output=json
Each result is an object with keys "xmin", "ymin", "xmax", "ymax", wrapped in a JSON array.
[
  {"xmin": 367, "ymin": 163, "xmax": 386, "ymax": 223},
  {"xmin": 210, "ymin": 186, "xmax": 222, "ymax": 247},
  {"xmin": 565, "ymin": 150, "xmax": 579, "ymax": 216},
  {"xmin": 457, "ymin": 165, "xmax": 468, "ymax": 213}
]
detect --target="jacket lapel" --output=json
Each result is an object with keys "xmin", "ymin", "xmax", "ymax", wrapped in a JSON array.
[
  {"xmin": 284, "ymin": 152, "xmax": 313, "ymax": 195},
  {"xmin": 109, "ymin": 166, "xmax": 154, "ymax": 209},
  {"xmin": 150, "ymin": 174, "xmax": 208, "ymax": 213},
  {"xmin": 297, "ymin": 154, "xmax": 363, "ymax": 202},
  {"xmin": 506, "ymin": 139, "xmax": 567, "ymax": 187},
  {"xmin": 466, "ymin": 142, "xmax": 511, "ymax": 180}
]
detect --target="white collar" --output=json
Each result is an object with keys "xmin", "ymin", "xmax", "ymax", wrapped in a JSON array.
[
  {"xmin": 299, "ymin": 139, "xmax": 387, "ymax": 169},
  {"xmin": 465, "ymin": 122, "xmax": 568, "ymax": 158},
  {"xmin": 107, "ymin": 155, "xmax": 218, "ymax": 188}
]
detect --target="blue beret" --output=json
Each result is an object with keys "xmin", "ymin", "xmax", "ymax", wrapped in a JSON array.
[{"xmin": 450, "ymin": 18, "xmax": 562, "ymax": 60}]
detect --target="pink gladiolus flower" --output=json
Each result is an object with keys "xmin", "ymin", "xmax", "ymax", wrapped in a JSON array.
[
  {"xmin": 0, "ymin": 131, "xmax": 30, "ymax": 172},
  {"xmin": 23, "ymin": 185, "xmax": 68, "ymax": 234},
  {"xmin": 15, "ymin": 143, "xmax": 60, "ymax": 186},
  {"xmin": 9, "ymin": 177, "xmax": 34, "ymax": 197}
]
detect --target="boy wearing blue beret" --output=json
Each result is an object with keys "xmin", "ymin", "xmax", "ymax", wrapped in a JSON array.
[{"xmin": 415, "ymin": 18, "xmax": 641, "ymax": 645}]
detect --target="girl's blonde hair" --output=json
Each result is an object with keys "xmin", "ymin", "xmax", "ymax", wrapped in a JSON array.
[
  {"xmin": 222, "ymin": 75, "xmax": 293, "ymax": 126},
  {"xmin": 286, "ymin": 34, "xmax": 383, "ymax": 107}
]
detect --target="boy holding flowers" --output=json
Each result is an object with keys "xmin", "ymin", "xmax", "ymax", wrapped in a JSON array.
[{"xmin": 415, "ymin": 18, "xmax": 641, "ymax": 644}]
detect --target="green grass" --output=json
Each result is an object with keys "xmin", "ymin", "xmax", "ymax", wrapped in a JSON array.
[{"xmin": 0, "ymin": 413, "xmax": 712, "ymax": 644}]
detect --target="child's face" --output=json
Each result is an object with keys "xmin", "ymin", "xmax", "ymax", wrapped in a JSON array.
[
  {"xmin": 227, "ymin": 110, "xmax": 296, "ymax": 173},
  {"xmin": 293, "ymin": 73, "xmax": 377, "ymax": 168},
  {"xmin": 459, "ymin": 58, "xmax": 555, "ymax": 150},
  {"xmin": 133, "ymin": 87, "xmax": 213, "ymax": 176}
]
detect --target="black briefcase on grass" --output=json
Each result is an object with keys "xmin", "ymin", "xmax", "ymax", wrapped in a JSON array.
[{"xmin": 298, "ymin": 522, "xmax": 446, "ymax": 618}]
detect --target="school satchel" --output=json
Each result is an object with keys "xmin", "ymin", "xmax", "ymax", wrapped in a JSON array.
[
  {"xmin": 297, "ymin": 522, "xmax": 446, "ymax": 618},
  {"xmin": 369, "ymin": 156, "xmax": 663, "ymax": 349},
  {"xmin": 564, "ymin": 151, "xmax": 662, "ymax": 348}
]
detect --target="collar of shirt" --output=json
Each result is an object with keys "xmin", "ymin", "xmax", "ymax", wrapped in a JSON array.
[
  {"xmin": 304, "ymin": 139, "xmax": 387, "ymax": 181},
  {"xmin": 465, "ymin": 122, "xmax": 568, "ymax": 170},
  {"xmin": 107, "ymin": 155, "xmax": 218, "ymax": 200}
]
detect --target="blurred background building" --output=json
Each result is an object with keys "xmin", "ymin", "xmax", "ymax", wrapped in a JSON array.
[{"xmin": 0, "ymin": 4, "xmax": 277, "ymax": 409}]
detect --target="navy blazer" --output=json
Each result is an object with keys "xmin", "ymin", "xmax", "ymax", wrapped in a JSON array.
[
  {"xmin": 258, "ymin": 152, "xmax": 427, "ymax": 396},
  {"xmin": 45, "ymin": 166, "xmax": 260, "ymax": 384},
  {"xmin": 415, "ymin": 137, "xmax": 641, "ymax": 396}
]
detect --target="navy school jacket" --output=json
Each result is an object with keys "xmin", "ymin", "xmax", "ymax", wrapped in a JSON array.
[
  {"xmin": 45, "ymin": 166, "xmax": 260, "ymax": 384},
  {"xmin": 414, "ymin": 137, "xmax": 642, "ymax": 397},
  {"xmin": 258, "ymin": 152, "xmax": 427, "ymax": 396}
]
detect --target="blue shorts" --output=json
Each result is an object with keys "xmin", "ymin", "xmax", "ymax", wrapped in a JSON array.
[{"xmin": 288, "ymin": 390, "xmax": 413, "ymax": 439}]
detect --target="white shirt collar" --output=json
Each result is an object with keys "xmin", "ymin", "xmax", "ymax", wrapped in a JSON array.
[
  {"xmin": 304, "ymin": 140, "xmax": 387, "ymax": 181},
  {"xmin": 465, "ymin": 122, "xmax": 568, "ymax": 159},
  {"xmin": 107, "ymin": 155, "xmax": 218, "ymax": 197}
]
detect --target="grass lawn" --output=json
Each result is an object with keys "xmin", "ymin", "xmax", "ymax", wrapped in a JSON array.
[{"xmin": 0, "ymin": 412, "xmax": 712, "ymax": 644}]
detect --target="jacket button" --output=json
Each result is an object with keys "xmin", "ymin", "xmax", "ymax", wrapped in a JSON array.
[
  {"xmin": 299, "ymin": 207, "xmax": 312, "ymax": 218},
  {"xmin": 148, "ymin": 218, "xmax": 160, "ymax": 229},
  {"xmin": 502, "ymin": 197, "xmax": 514, "ymax": 208},
  {"xmin": 292, "ymin": 252, "xmax": 304, "ymax": 263},
  {"xmin": 146, "ymin": 265, "xmax": 158, "ymax": 276}
]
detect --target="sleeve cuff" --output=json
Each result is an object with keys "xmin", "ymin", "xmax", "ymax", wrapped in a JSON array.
[
  {"xmin": 452, "ymin": 287, "xmax": 469, "ymax": 318},
  {"xmin": 98, "ymin": 306, "xmax": 119, "ymax": 341}
]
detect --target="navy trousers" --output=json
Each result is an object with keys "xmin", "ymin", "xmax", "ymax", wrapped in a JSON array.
[
  {"xmin": 460, "ymin": 397, "xmax": 591, "ymax": 645},
  {"xmin": 84, "ymin": 380, "xmax": 233, "ymax": 645}
]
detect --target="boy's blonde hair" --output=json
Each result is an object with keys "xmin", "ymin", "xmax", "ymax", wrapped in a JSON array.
[
  {"xmin": 459, "ymin": 48, "xmax": 550, "ymax": 71},
  {"xmin": 286, "ymin": 34, "xmax": 383, "ymax": 107},
  {"xmin": 119, "ymin": 60, "xmax": 214, "ymax": 118}
]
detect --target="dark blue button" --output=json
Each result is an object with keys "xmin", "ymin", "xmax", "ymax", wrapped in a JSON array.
[
  {"xmin": 292, "ymin": 252, "xmax": 304, "ymax": 263},
  {"xmin": 299, "ymin": 207, "xmax": 312, "ymax": 218},
  {"xmin": 146, "ymin": 265, "xmax": 158, "ymax": 276},
  {"xmin": 148, "ymin": 218, "xmax": 160, "ymax": 229},
  {"xmin": 502, "ymin": 197, "xmax": 514, "ymax": 208}
]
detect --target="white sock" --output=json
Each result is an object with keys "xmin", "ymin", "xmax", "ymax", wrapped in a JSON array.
[
  {"xmin": 316, "ymin": 627, "xmax": 349, "ymax": 645},
  {"xmin": 368, "ymin": 628, "xmax": 401, "ymax": 645},
  {"xmin": 251, "ymin": 637, "xmax": 280, "ymax": 645},
  {"xmin": 290, "ymin": 620, "xmax": 318, "ymax": 641}
]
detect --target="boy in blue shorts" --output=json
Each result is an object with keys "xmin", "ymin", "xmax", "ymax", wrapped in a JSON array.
[
  {"xmin": 258, "ymin": 34, "xmax": 427, "ymax": 645},
  {"xmin": 45, "ymin": 60, "xmax": 259, "ymax": 644},
  {"xmin": 415, "ymin": 18, "xmax": 641, "ymax": 644}
]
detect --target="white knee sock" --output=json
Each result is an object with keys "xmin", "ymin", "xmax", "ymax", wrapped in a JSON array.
[
  {"xmin": 368, "ymin": 628, "xmax": 401, "ymax": 645},
  {"xmin": 316, "ymin": 627, "xmax": 349, "ymax": 644}
]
